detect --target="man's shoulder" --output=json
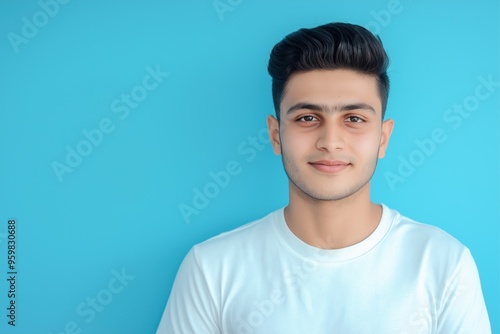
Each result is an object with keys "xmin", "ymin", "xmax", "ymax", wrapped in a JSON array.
[
  {"xmin": 191, "ymin": 208, "xmax": 281, "ymax": 259},
  {"xmin": 388, "ymin": 205, "xmax": 468, "ymax": 255}
]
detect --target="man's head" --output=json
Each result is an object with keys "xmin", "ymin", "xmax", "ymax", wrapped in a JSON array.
[
  {"xmin": 266, "ymin": 22, "xmax": 394, "ymax": 202},
  {"xmin": 268, "ymin": 22, "xmax": 390, "ymax": 121}
]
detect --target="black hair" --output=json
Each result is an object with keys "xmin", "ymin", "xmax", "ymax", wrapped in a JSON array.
[{"xmin": 268, "ymin": 22, "xmax": 390, "ymax": 120}]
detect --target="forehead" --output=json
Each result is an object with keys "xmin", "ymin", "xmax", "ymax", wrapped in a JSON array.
[{"xmin": 281, "ymin": 69, "xmax": 382, "ymax": 114}]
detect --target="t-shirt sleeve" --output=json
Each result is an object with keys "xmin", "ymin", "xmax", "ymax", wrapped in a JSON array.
[
  {"xmin": 436, "ymin": 249, "xmax": 491, "ymax": 333},
  {"xmin": 156, "ymin": 247, "xmax": 221, "ymax": 334}
]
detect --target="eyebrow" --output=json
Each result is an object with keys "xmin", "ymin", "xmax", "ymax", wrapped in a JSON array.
[{"xmin": 286, "ymin": 102, "xmax": 376, "ymax": 115}]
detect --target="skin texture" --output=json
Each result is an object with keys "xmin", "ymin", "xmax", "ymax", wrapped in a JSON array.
[{"xmin": 267, "ymin": 69, "xmax": 394, "ymax": 249}]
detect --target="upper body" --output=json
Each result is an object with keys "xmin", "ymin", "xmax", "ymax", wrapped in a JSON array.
[
  {"xmin": 156, "ymin": 204, "xmax": 490, "ymax": 333},
  {"xmin": 156, "ymin": 22, "xmax": 491, "ymax": 333}
]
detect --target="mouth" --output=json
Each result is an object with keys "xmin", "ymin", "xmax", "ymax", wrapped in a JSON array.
[{"xmin": 309, "ymin": 160, "xmax": 351, "ymax": 173}]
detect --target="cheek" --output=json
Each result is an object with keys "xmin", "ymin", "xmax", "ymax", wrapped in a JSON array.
[
  {"xmin": 348, "ymin": 132, "xmax": 381, "ymax": 156},
  {"xmin": 281, "ymin": 129, "xmax": 314, "ymax": 153}
]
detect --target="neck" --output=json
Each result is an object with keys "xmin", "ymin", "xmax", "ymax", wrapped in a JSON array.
[{"xmin": 284, "ymin": 182, "xmax": 382, "ymax": 249}]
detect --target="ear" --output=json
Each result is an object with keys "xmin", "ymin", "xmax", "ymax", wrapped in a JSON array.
[
  {"xmin": 267, "ymin": 115, "xmax": 281, "ymax": 155},
  {"xmin": 378, "ymin": 118, "xmax": 394, "ymax": 158}
]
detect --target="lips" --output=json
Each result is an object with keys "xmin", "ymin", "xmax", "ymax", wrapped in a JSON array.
[{"xmin": 309, "ymin": 160, "xmax": 350, "ymax": 173}]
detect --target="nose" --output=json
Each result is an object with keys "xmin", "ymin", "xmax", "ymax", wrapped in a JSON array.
[{"xmin": 316, "ymin": 121, "xmax": 344, "ymax": 152}]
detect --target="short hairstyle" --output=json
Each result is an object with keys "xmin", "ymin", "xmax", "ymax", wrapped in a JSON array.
[{"xmin": 268, "ymin": 22, "xmax": 390, "ymax": 120}]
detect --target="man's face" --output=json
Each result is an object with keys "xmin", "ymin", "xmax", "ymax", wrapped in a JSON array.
[{"xmin": 267, "ymin": 69, "xmax": 394, "ymax": 202}]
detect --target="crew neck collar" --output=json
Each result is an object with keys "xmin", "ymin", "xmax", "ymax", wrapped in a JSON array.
[{"xmin": 272, "ymin": 203, "xmax": 395, "ymax": 263}]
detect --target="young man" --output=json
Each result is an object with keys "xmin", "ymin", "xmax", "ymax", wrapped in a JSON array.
[{"xmin": 156, "ymin": 22, "xmax": 491, "ymax": 333}]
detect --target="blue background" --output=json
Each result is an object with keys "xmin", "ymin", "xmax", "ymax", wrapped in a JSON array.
[{"xmin": 0, "ymin": 0, "xmax": 499, "ymax": 333}]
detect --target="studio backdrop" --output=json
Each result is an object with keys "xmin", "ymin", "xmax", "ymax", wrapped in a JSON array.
[{"xmin": 1, "ymin": 0, "xmax": 499, "ymax": 333}]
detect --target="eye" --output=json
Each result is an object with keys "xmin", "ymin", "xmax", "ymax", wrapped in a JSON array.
[
  {"xmin": 297, "ymin": 115, "xmax": 318, "ymax": 122},
  {"xmin": 345, "ymin": 115, "xmax": 364, "ymax": 123}
]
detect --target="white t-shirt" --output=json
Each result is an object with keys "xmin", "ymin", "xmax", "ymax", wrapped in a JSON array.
[{"xmin": 156, "ymin": 204, "xmax": 491, "ymax": 333}]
